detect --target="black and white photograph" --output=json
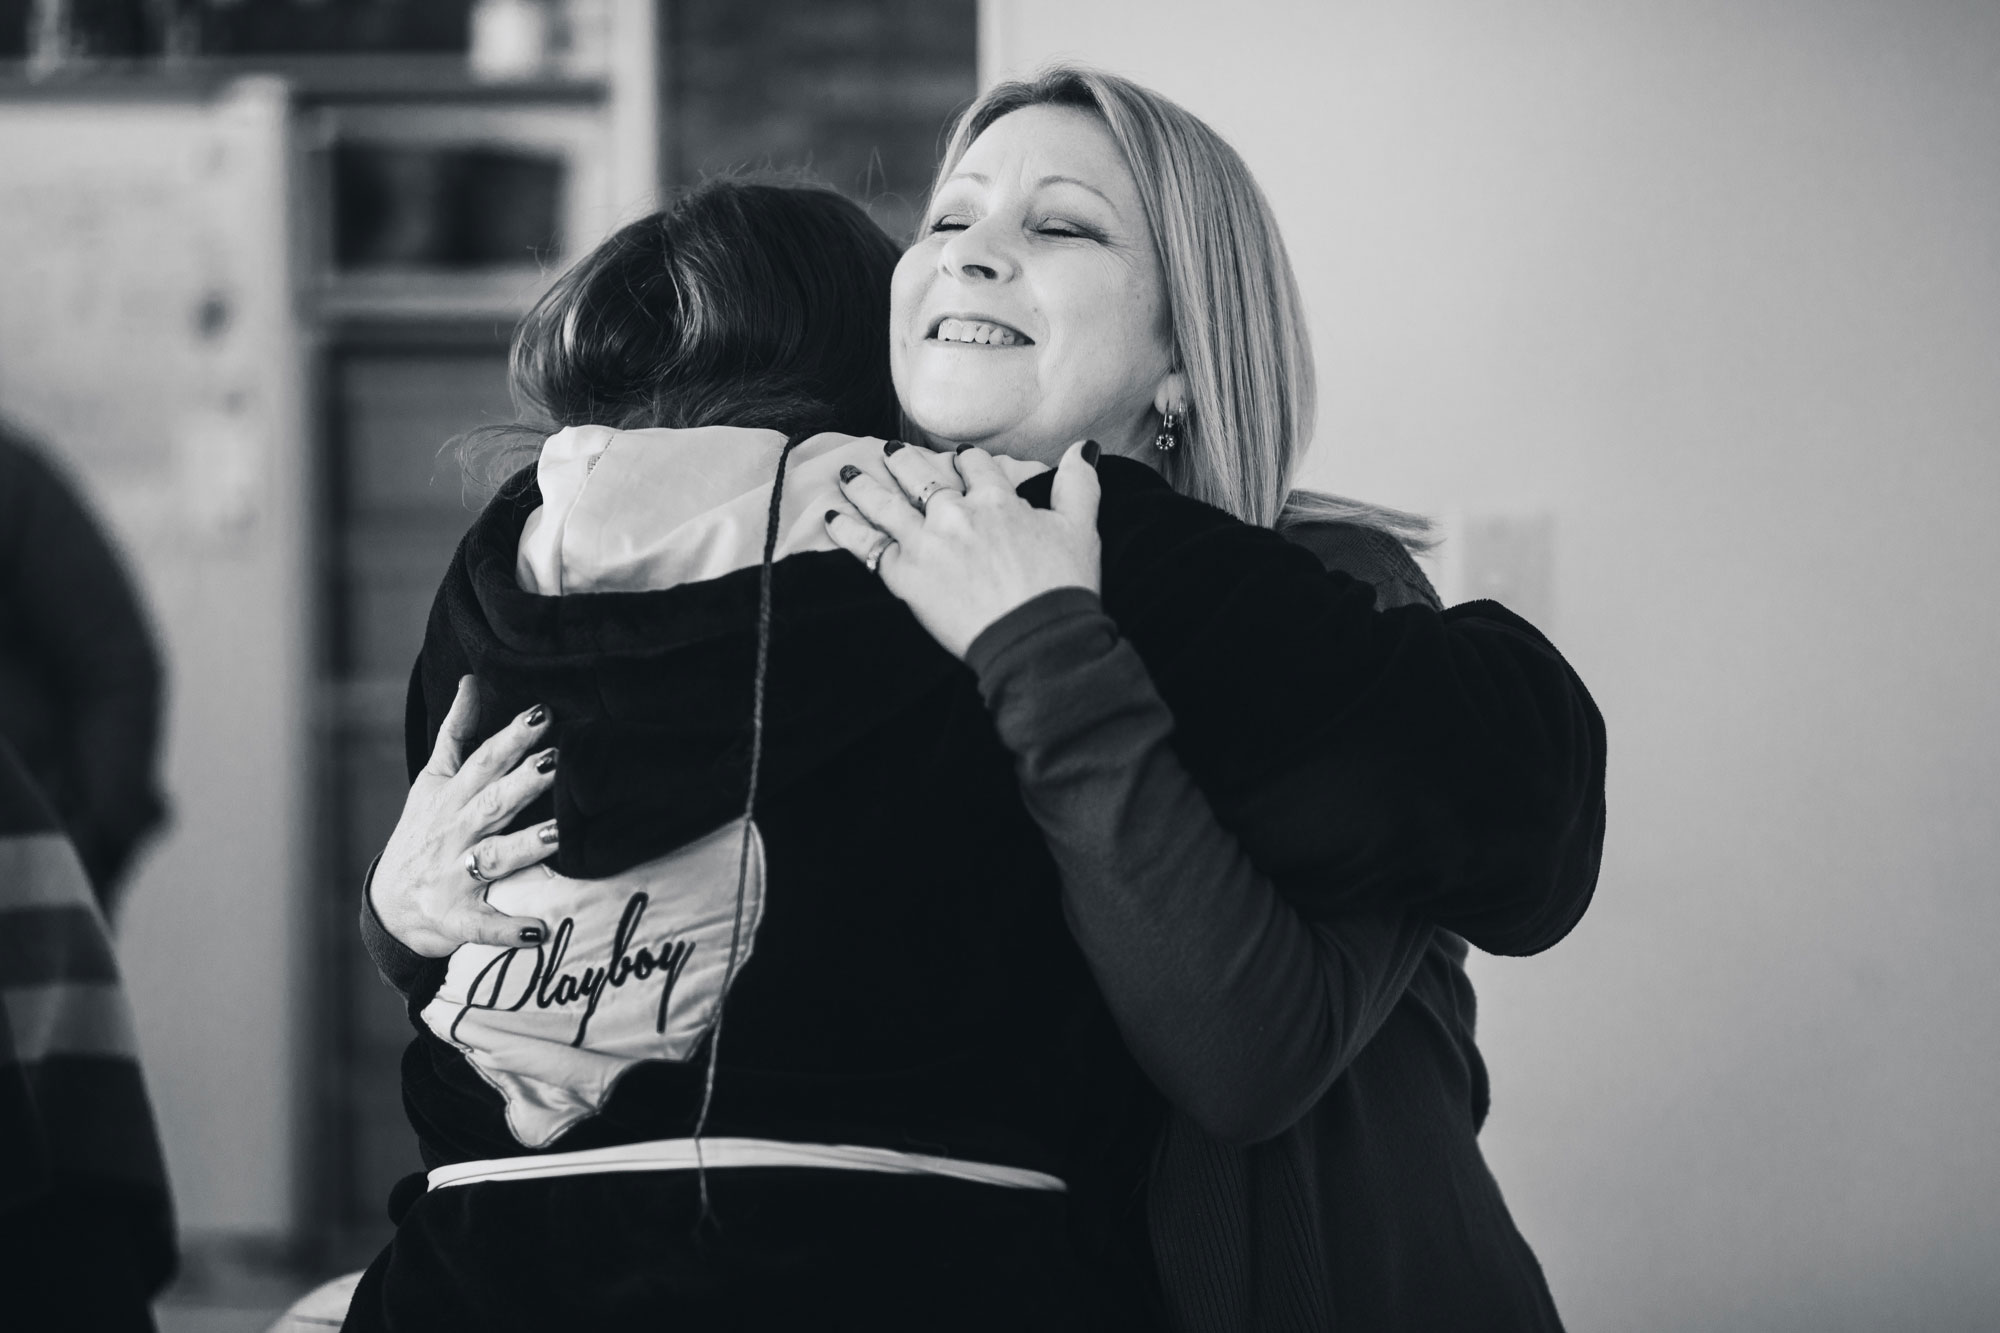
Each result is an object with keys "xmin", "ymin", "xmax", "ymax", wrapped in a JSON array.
[{"xmin": 0, "ymin": 1, "xmax": 1993, "ymax": 1329}]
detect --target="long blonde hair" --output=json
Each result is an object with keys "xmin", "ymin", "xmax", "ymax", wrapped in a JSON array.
[{"xmin": 932, "ymin": 65, "xmax": 1432, "ymax": 549}]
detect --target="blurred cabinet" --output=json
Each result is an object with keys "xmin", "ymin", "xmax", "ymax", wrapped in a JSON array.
[{"xmin": 301, "ymin": 16, "xmax": 662, "ymax": 1258}]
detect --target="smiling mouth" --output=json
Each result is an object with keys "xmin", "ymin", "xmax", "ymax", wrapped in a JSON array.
[{"xmin": 928, "ymin": 316, "xmax": 1033, "ymax": 347}]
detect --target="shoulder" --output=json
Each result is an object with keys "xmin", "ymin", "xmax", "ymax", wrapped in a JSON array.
[{"xmin": 1282, "ymin": 519, "xmax": 1442, "ymax": 611}]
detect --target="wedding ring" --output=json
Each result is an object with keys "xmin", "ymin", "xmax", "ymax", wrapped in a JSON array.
[
  {"xmin": 864, "ymin": 534, "xmax": 896, "ymax": 575},
  {"xmin": 914, "ymin": 480, "xmax": 952, "ymax": 515},
  {"xmin": 465, "ymin": 850, "xmax": 495, "ymax": 884}
]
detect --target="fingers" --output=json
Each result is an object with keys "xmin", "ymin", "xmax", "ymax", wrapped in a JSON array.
[
  {"xmin": 454, "ymin": 700, "xmax": 553, "ymax": 795},
  {"xmin": 951, "ymin": 446, "xmax": 1012, "ymax": 497},
  {"xmin": 881, "ymin": 441, "xmax": 963, "ymax": 511},
  {"xmin": 445, "ymin": 893, "xmax": 551, "ymax": 951},
  {"xmin": 466, "ymin": 820, "xmax": 561, "ymax": 886},
  {"xmin": 835, "ymin": 465, "xmax": 924, "ymax": 543},
  {"xmin": 461, "ymin": 744, "xmax": 559, "ymax": 838},
  {"xmin": 1049, "ymin": 439, "xmax": 1103, "ymax": 527},
  {"xmin": 424, "ymin": 675, "xmax": 481, "ymax": 778},
  {"xmin": 823, "ymin": 507, "xmax": 896, "ymax": 566}
]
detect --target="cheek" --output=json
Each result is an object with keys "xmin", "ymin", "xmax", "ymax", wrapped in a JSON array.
[{"xmin": 890, "ymin": 254, "xmax": 927, "ymax": 342}]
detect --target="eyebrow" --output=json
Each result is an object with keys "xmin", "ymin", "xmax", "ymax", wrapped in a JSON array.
[{"xmin": 942, "ymin": 171, "xmax": 1122, "ymax": 211}]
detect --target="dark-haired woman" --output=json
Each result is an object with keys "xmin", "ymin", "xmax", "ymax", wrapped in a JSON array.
[
  {"xmin": 347, "ymin": 178, "xmax": 1154, "ymax": 1331},
  {"xmin": 357, "ymin": 155, "xmax": 1603, "ymax": 1332}
]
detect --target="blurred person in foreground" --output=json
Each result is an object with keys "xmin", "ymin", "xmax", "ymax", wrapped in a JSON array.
[
  {"xmin": 0, "ymin": 422, "xmax": 168, "ymax": 918},
  {"xmin": 0, "ymin": 734, "xmax": 176, "ymax": 1330}
]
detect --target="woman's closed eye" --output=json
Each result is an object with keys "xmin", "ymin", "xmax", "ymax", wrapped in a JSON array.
[
  {"xmin": 1034, "ymin": 219, "xmax": 1102, "ymax": 240},
  {"xmin": 927, "ymin": 214, "xmax": 972, "ymax": 234}
]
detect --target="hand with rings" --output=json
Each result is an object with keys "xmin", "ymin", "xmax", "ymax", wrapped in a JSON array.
[
  {"xmin": 370, "ymin": 676, "xmax": 560, "ymax": 956},
  {"xmin": 824, "ymin": 437, "xmax": 1104, "ymax": 659}
]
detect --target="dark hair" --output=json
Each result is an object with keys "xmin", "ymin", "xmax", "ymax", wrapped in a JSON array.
[{"xmin": 492, "ymin": 178, "xmax": 902, "ymax": 462}]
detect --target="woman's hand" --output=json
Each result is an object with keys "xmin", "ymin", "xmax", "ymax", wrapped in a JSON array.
[
  {"xmin": 824, "ymin": 439, "xmax": 1103, "ymax": 658},
  {"xmin": 370, "ymin": 676, "xmax": 557, "ymax": 957}
]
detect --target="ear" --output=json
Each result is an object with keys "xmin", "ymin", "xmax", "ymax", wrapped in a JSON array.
[{"xmin": 1153, "ymin": 371, "xmax": 1187, "ymax": 416}]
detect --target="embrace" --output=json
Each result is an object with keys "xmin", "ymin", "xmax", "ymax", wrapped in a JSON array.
[{"xmin": 347, "ymin": 66, "xmax": 1606, "ymax": 1332}]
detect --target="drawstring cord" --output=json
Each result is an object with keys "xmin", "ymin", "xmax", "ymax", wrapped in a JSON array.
[{"xmin": 690, "ymin": 431, "xmax": 804, "ymax": 1223}]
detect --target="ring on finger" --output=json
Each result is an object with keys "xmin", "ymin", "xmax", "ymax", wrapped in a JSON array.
[
  {"xmin": 863, "ymin": 533, "xmax": 896, "ymax": 575},
  {"xmin": 913, "ymin": 480, "xmax": 955, "ymax": 515},
  {"xmin": 465, "ymin": 849, "xmax": 496, "ymax": 884}
]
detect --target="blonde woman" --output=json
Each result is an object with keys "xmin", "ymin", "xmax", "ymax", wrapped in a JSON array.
[{"xmin": 820, "ymin": 67, "xmax": 1601, "ymax": 1329}]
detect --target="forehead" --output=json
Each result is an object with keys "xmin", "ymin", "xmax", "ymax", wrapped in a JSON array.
[{"xmin": 955, "ymin": 104, "xmax": 1139, "ymax": 206}]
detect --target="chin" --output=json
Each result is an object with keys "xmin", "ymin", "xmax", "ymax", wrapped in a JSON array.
[{"xmin": 901, "ymin": 393, "xmax": 1027, "ymax": 450}]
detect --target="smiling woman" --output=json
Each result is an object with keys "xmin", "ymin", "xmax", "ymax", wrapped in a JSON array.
[{"xmin": 894, "ymin": 104, "xmax": 1179, "ymax": 462}]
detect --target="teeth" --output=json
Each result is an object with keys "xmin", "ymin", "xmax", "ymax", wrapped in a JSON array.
[{"xmin": 935, "ymin": 318, "xmax": 1024, "ymax": 346}]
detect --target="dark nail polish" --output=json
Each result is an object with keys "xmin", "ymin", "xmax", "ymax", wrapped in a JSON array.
[
  {"xmin": 838, "ymin": 464, "xmax": 861, "ymax": 483},
  {"xmin": 536, "ymin": 823, "xmax": 559, "ymax": 845},
  {"xmin": 535, "ymin": 749, "xmax": 558, "ymax": 774},
  {"xmin": 1081, "ymin": 440, "xmax": 1101, "ymax": 467},
  {"xmin": 519, "ymin": 926, "xmax": 544, "ymax": 945},
  {"xmin": 883, "ymin": 439, "xmax": 906, "ymax": 456},
  {"xmin": 824, "ymin": 508, "xmax": 840, "ymax": 524},
  {"xmin": 955, "ymin": 444, "xmax": 975, "ymax": 455},
  {"xmin": 525, "ymin": 704, "xmax": 548, "ymax": 727}
]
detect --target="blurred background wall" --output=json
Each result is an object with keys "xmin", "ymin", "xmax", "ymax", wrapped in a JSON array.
[
  {"xmin": 985, "ymin": 1, "xmax": 2000, "ymax": 1329},
  {"xmin": 1, "ymin": 1, "xmax": 1995, "ymax": 1327}
]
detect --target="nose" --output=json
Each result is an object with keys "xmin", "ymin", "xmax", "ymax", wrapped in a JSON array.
[{"xmin": 936, "ymin": 216, "xmax": 1016, "ymax": 283}]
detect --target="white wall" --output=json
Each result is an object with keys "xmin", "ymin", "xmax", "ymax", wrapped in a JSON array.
[
  {"xmin": 984, "ymin": 3, "xmax": 2000, "ymax": 1328},
  {"xmin": 0, "ymin": 82, "xmax": 311, "ymax": 1238}
]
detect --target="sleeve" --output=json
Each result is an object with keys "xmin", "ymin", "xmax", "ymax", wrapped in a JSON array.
[
  {"xmin": 969, "ymin": 590, "xmax": 1436, "ymax": 1144},
  {"xmin": 1088, "ymin": 477, "xmax": 1606, "ymax": 958},
  {"xmin": 0, "ymin": 441, "xmax": 166, "ymax": 901}
]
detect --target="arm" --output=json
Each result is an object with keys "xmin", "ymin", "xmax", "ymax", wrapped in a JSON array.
[
  {"xmin": 0, "ymin": 440, "xmax": 165, "ymax": 900},
  {"xmin": 1099, "ymin": 494, "xmax": 1606, "ymax": 957},
  {"xmin": 829, "ymin": 443, "xmax": 1606, "ymax": 959},
  {"xmin": 969, "ymin": 590, "xmax": 1434, "ymax": 1143}
]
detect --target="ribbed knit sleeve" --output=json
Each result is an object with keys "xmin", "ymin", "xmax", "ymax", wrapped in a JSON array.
[{"xmin": 967, "ymin": 590, "xmax": 1434, "ymax": 1143}]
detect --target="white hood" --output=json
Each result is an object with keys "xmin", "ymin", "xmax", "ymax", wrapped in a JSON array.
[{"xmin": 515, "ymin": 424, "xmax": 1047, "ymax": 597}]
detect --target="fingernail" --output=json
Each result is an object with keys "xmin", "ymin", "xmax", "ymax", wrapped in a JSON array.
[
  {"xmin": 1081, "ymin": 440, "xmax": 1101, "ymax": 467},
  {"xmin": 535, "ymin": 748, "xmax": 558, "ymax": 774},
  {"xmin": 883, "ymin": 439, "xmax": 906, "ymax": 456},
  {"xmin": 536, "ymin": 822, "xmax": 559, "ymax": 845},
  {"xmin": 838, "ymin": 464, "xmax": 861, "ymax": 483},
  {"xmin": 824, "ymin": 508, "xmax": 840, "ymax": 525},
  {"xmin": 518, "ymin": 926, "xmax": 544, "ymax": 945},
  {"xmin": 955, "ymin": 444, "xmax": 975, "ymax": 455},
  {"xmin": 525, "ymin": 704, "xmax": 548, "ymax": 727}
]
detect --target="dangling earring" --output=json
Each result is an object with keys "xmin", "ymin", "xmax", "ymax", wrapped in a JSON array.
[{"xmin": 1154, "ymin": 405, "xmax": 1182, "ymax": 453}]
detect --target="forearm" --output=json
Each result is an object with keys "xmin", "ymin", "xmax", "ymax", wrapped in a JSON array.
[{"xmin": 970, "ymin": 591, "xmax": 1432, "ymax": 1142}]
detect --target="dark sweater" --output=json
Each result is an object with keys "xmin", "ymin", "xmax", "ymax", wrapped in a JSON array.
[{"xmin": 966, "ymin": 519, "xmax": 1578, "ymax": 1330}]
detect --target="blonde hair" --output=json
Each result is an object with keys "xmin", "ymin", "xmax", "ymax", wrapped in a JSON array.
[{"xmin": 932, "ymin": 65, "xmax": 1432, "ymax": 549}]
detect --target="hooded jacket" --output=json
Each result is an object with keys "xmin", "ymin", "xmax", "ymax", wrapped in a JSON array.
[{"xmin": 400, "ymin": 427, "xmax": 1139, "ymax": 1195}]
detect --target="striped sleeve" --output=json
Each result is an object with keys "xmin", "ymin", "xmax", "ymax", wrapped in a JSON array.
[{"xmin": 0, "ymin": 741, "xmax": 173, "ymax": 1247}]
